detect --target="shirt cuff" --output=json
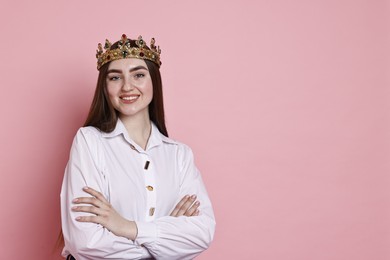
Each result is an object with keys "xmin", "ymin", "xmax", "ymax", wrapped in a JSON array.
[
  {"xmin": 140, "ymin": 245, "xmax": 153, "ymax": 259},
  {"xmin": 135, "ymin": 221, "xmax": 158, "ymax": 246}
]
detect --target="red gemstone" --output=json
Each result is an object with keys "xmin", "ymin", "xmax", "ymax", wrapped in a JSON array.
[
  {"xmin": 107, "ymin": 55, "xmax": 111, "ymax": 60},
  {"xmin": 139, "ymin": 52, "xmax": 144, "ymax": 57},
  {"xmin": 122, "ymin": 34, "xmax": 126, "ymax": 39}
]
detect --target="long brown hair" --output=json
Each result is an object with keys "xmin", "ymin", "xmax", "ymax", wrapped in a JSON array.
[
  {"xmin": 84, "ymin": 39, "xmax": 168, "ymax": 136},
  {"xmin": 57, "ymin": 38, "xmax": 168, "ymax": 250}
]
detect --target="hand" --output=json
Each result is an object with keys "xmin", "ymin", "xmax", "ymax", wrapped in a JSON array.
[
  {"xmin": 72, "ymin": 187, "xmax": 138, "ymax": 241},
  {"xmin": 170, "ymin": 195, "xmax": 200, "ymax": 217}
]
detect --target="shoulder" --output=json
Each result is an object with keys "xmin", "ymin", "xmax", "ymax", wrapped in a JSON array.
[
  {"xmin": 168, "ymin": 140, "xmax": 199, "ymax": 176},
  {"xmin": 68, "ymin": 126, "xmax": 106, "ymax": 168},
  {"xmin": 73, "ymin": 126, "xmax": 103, "ymax": 142},
  {"xmin": 167, "ymin": 137, "xmax": 196, "ymax": 165},
  {"xmin": 161, "ymin": 135, "xmax": 192, "ymax": 153},
  {"xmin": 71, "ymin": 126, "xmax": 104, "ymax": 153},
  {"xmin": 155, "ymin": 130, "xmax": 195, "ymax": 160},
  {"xmin": 77, "ymin": 126, "xmax": 102, "ymax": 137}
]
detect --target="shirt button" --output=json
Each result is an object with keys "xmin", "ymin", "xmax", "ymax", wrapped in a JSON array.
[
  {"xmin": 146, "ymin": 185, "xmax": 154, "ymax": 191},
  {"xmin": 144, "ymin": 160, "xmax": 150, "ymax": 170},
  {"xmin": 149, "ymin": 207, "xmax": 155, "ymax": 216},
  {"xmin": 129, "ymin": 144, "xmax": 136, "ymax": 150}
]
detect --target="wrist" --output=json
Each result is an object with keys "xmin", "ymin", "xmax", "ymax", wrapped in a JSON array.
[{"xmin": 126, "ymin": 220, "xmax": 138, "ymax": 241}]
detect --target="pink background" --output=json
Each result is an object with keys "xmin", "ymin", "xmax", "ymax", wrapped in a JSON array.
[{"xmin": 1, "ymin": 0, "xmax": 389, "ymax": 259}]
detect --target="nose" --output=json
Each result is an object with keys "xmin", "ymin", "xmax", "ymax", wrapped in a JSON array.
[{"xmin": 121, "ymin": 77, "xmax": 134, "ymax": 92}]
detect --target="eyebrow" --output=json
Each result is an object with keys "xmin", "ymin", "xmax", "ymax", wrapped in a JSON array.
[{"xmin": 107, "ymin": 65, "xmax": 148, "ymax": 74}]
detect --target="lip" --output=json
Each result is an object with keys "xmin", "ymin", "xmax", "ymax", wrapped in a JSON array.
[{"xmin": 120, "ymin": 94, "xmax": 140, "ymax": 104}]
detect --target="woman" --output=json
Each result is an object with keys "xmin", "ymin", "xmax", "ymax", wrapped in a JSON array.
[{"xmin": 60, "ymin": 34, "xmax": 216, "ymax": 259}]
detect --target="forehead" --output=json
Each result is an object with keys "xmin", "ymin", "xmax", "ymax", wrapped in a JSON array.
[{"xmin": 108, "ymin": 58, "xmax": 147, "ymax": 70}]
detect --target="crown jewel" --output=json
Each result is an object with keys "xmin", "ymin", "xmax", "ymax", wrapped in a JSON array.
[{"xmin": 96, "ymin": 34, "xmax": 161, "ymax": 70}]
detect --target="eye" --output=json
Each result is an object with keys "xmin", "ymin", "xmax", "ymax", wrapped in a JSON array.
[
  {"xmin": 108, "ymin": 75, "xmax": 121, "ymax": 81},
  {"xmin": 134, "ymin": 73, "xmax": 145, "ymax": 79}
]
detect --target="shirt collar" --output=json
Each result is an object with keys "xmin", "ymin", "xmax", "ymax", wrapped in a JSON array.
[
  {"xmin": 101, "ymin": 119, "xmax": 177, "ymax": 150},
  {"xmin": 100, "ymin": 118, "xmax": 127, "ymax": 138}
]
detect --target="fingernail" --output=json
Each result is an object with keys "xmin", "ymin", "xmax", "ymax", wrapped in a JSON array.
[
  {"xmin": 185, "ymin": 195, "xmax": 190, "ymax": 199},
  {"xmin": 191, "ymin": 195, "xmax": 197, "ymax": 199},
  {"xmin": 75, "ymin": 216, "xmax": 81, "ymax": 221},
  {"xmin": 83, "ymin": 186, "xmax": 89, "ymax": 190},
  {"xmin": 195, "ymin": 201, "xmax": 200, "ymax": 205},
  {"xmin": 71, "ymin": 206, "xmax": 78, "ymax": 210},
  {"xmin": 72, "ymin": 198, "xmax": 78, "ymax": 203}
]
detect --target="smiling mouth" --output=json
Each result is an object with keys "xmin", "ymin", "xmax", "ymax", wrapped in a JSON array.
[{"xmin": 121, "ymin": 96, "xmax": 139, "ymax": 101}]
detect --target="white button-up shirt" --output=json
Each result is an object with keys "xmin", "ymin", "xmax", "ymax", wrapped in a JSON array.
[{"xmin": 61, "ymin": 120, "xmax": 216, "ymax": 260}]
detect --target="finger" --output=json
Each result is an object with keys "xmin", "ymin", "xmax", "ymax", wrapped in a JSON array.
[
  {"xmin": 170, "ymin": 196, "xmax": 189, "ymax": 217},
  {"xmin": 184, "ymin": 201, "xmax": 200, "ymax": 217},
  {"xmin": 73, "ymin": 197, "xmax": 104, "ymax": 208},
  {"xmin": 193, "ymin": 209, "xmax": 200, "ymax": 216},
  {"xmin": 170, "ymin": 195, "xmax": 190, "ymax": 217},
  {"xmin": 177, "ymin": 195, "xmax": 197, "ymax": 216},
  {"xmin": 83, "ymin": 187, "xmax": 109, "ymax": 204},
  {"xmin": 72, "ymin": 205, "xmax": 102, "ymax": 216},
  {"xmin": 75, "ymin": 215, "xmax": 101, "ymax": 224}
]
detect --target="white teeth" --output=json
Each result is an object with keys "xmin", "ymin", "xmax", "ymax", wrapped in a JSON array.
[{"xmin": 122, "ymin": 96, "xmax": 138, "ymax": 101}]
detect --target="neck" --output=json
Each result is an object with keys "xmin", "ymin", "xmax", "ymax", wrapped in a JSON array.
[{"xmin": 120, "ymin": 112, "xmax": 151, "ymax": 150}]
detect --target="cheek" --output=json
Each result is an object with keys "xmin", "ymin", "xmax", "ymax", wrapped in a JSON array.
[
  {"xmin": 106, "ymin": 86, "xmax": 118, "ymax": 103},
  {"xmin": 142, "ymin": 81, "xmax": 154, "ymax": 100},
  {"xmin": 147, "ymin": 86, "xmax": 153, "ymax": 99}
]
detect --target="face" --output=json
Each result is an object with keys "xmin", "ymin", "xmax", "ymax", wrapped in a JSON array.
[{"xmin": 106, "ymin": 58, "xmax": 153, "ymax": 120}]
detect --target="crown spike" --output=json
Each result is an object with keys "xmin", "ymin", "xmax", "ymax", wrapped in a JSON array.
[
  {"xmin": 136, "ymin": 35, "xmax": 145, "ymax": 48},
  {"xmin": 121, "ymin": 34, "xmax": 127, "ymax": 43},
  {"xmin": 150, "ymin": 38, "xmax": 156, "ymax": 51},
  {"xmin": 97, "ymin": 43, "xmax": 103, "ymax": 53},
  {"xmin": 104, "ymin": 39, "xmax": 112, "ymax": 50}
]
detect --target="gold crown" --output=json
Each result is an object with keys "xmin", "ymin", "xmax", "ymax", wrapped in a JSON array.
[{"xmin": 96, "ymin": 34, "xmax": 161, "ymax": 70}]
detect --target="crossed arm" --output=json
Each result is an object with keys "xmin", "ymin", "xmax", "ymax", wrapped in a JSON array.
[
  {"xmin": 72, "ymin": 186, "xmax": 201, "ymax": 241},
  {"xmin": 62, "ymin": 129, "xmax": 215, "ymax": 259}
]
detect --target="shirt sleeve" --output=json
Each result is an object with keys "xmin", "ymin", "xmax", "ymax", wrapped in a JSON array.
[
  {"xmin": 60, "ymin": 128, "xmax": 152, "ymax": 260},
  {"xmin": 135, "ymin": 144, "xmax": 216, "ymax": 260}
]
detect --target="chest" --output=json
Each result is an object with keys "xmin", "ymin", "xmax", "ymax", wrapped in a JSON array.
[{"xmin": 100, "ymin": 139, "xmax": 181, "ymax": 219}]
